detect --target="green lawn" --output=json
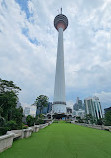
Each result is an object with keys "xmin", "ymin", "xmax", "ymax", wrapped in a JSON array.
[{"xmin": 1, "ymin": 122, "xmax": 111, "ymax": 158}]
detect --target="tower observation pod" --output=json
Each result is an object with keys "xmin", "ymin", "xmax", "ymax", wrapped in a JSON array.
[{"xmin": 53, "ymin": 9, "xmax": 68, "ymax": 114}]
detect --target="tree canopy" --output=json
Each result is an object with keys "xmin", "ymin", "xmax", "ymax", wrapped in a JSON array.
[
  {"xmin": 0, "ymin": 78, "xmax": 22, "ymax": 122},
  {"xmin": 0, "ymin": 78, "xmax": 23, "ymax": 134},
  {"xmin": 104, "ymin": 111, "xmax": 111, "ymax": 126},
  {"xmin": 0, "ymin": 78, "xmax": 21, "ymax": 93},
  {"xmin": 33, "ymin": 95, "xmax": 49, "ymax": 116}
]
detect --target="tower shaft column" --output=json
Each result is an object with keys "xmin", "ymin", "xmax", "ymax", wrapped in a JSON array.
[
  {"xmin": 53, "ymin": 27, "xmax": 66, "ymax": 113},
  {"xmin": 53, "ymin": 11, "xmax": 68, "ymax": 114}
]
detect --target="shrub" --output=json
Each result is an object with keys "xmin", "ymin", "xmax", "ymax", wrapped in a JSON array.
[
  {"xmin": 96, "ymin": 119, "xmax": 103, "ymax": 125},
  {"xmin": 6, "ymin": 120, "xmax": 17, "ymax": 130},
  {"xmin": 0, "ymin": 127, "xmax": 8, "ymax": 136},
  {"xmin": 78, "ymin": 119, "xmax": 84, "ymax": 123},
  {"xmin": 104, "ymin": 111, "xmax": 111, "ymax": 126},
  {"xmin": 35, "ymin": 119, "xmax": 45, "ymax": 125},
  {"xmin": 22, "ymin": 124, "xmax": 28, "ymax": 129},
  {"xmin": 26, "ymin": 115, "xmax": 35, "ymax": 127}
]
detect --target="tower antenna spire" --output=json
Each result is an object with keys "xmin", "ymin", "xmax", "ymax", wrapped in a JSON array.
[{"xmin": 61, "ymin": 7, "xmax": 62, "ymax": 14}]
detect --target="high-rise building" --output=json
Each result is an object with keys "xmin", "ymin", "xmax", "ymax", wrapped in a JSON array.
[
  {"xmin": 73, "ymin": 97, "xmax": 84, "ymax": 111},
  {"xmin": 84, "ymin": 96, "xmax": 103, "ymax": 120},
  {"xmin": 24, "ymin": 107, "xmax": 30, "ymax": 116},
  {"xmin": 47, "ymin": 102, "xmax": 52, "ymax": 113},
  {"xmin": 73, "ymin": 109, "xmax": 85, "ymax": 119},
  {"xmin": 36, "ymin": 102, "xmax": 52, "ymax": 115},
  {"xmin": 53, "ymin": 9, "xmax": 68, "ymax": 114}
]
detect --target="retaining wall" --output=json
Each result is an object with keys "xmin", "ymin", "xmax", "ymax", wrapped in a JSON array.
[
  {"xmin": 0, "ymin": 121, "xmax": 52, "ymax": 153},
  {"xmin": 0, "ymin": 133, "xmax": 15, "ymax": 153},
  {"xmin": 71, "ymin": 122, "xmax": 111, "ymax": 131}
]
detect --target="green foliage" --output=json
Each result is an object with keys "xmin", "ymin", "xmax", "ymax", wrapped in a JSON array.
[
  {"xmin": 6, "ymin": 120, "xmax": 17, "ymax": 130},
  {"xmin": 104, "ymin": 111, "xmax": 111, "ymax": 126},
  {"xmin": 84, "ymin": 114, "xmax": 95, "ymax": 124},
  {"xmin": 96, "ymin": 118, "xmax": 103, "ymax": 125},
  {"xmin": 0, "ymin": 117, "xmax": 5, "ymax": 127},
  {"xmin": 22, "ymin": 124, "xmax": 28, "ymax": 129},
  {"xmin": 0, "ymin": 127, "xmax": 8, "ymax": 136},
  {"xmin": 35, "ymin": 119, "xmax": 45, "ymax": 125},
  {"xmin": 39, "ymin": 114, "xmax": 45, "ymax": 119},
  {"xmin": 0, "ymin": 106, "xmax": 3, "ymax": 115},
  {"xmin": 0, "ymin": 78, "xmax": 23, "ymax": 134},
  {"xmin": 76, "ymin": 117, "xmax": 84, "ymax": 123},
  {"xmin": 33, "ymin": 95, "xmax": 49, "ymax": 115},
  {"xmin": 0, "ymin": 91, "xmax": 18, "ymax": 120},
  {"xmin": 11, "ymin": 107, "xmax": 23, "ymax": 129},
  {"xmin": 26, "ymin": 115, "xmax": 35, "ymax": 126},
  {"xmin": 78, "ymin": 118, "xmax": 84, "ymax": 123},
  {"xmin": 0, "ymin": 78, "xmax": 21, "ymax": 93},
  {"xmin": 0, "ymin": 78, "xmax": 21, "ymax": 121}
]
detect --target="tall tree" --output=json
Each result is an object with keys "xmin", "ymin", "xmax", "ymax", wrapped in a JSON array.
[
  {"xmin": 104, "ymin": 111, "xmax": 111, "ymax": 126},
  {"xmin": 33, "ymin": 95, "xmax": 49, "ymax": 116},
  {"xmin": 0, "ymin": 78, "xmax": 21, "ymax": 93},
  {"xmin": 0, "ymin": 78, "xmax": 21, "ymax": 121}
]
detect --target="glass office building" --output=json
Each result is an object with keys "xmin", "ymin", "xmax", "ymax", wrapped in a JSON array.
[{"xmin": 84, "ymin": 96, "xmax": 103, "ymax": 120}]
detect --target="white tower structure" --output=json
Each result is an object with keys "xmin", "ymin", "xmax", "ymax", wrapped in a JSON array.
[{"xmin": 53, "ymin": 9, "xmax": 68, "ymax": 114}]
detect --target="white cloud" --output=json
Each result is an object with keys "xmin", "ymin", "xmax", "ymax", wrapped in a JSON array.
[{"xmin": 94, "ymin": 91, "xmax": 111, "ymax": 110}]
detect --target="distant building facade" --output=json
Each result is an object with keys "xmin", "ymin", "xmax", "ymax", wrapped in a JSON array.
[
  {"xmin": 66, "ymin": 107, "xmax": 72, "ymax": 114},
  {"xmin": 73, "ymin": 109, "xmax": 85, "ymax": 119},
  {"xmin": 73, "ymin": 97, "xmax": 85, "ymax": 111},
  {"xmin": 73, "ymin": 97, "xmax": 85, "ymax": 118},
  {"xmin": 36, "ymin": 102, "xmax": 52, "ymax": 116},
  {"xmin": 84, "ymin": 96, "xmax": 103, "ymax": 120},
  {"xmin": 24, "ymin": 107, "xmax": 30, "ymax": 116}
]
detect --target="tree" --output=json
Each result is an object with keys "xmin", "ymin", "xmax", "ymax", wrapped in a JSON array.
[
  {"xmin": 76, "ymin": 117, "xmax": 84, "ymax": 123},
  {"xmin": 0, "ymin": 78, "xmax": 23, "ymax": 134},
  {"xmin": 0, "ymin": 78, "xmax": 21, "ymax": 121},
  {"xmin": 104, "ymin": 111, "xmax": 111, "ymax": 126},
  {"xmin": 26, "ymin": 115, "xmax": 35, "ymax": 126},
  {"xmin": 11, "ymin": 106, "xmax": 23, "ymax": 129},
  {"xmin": 84, "ymin": 114, "xmax": 95, "ymax": 124},
  {"xmin": 33, "ymin": 95, "xmax": 49, "ymax": 116},
  {"xmin": 0, "ymin": 78, "xmax": 21, "ymax": 119},
  {"xmin": 0, "ymin": 91, "xmax": 18, "ymax": 120},
  {"xmin": 96, "ymin": 118, "xmax": 103, "ymax": 125},
  {"xmin": 0, "ymin": 78, "xmax": 21, "ymax": 93}
]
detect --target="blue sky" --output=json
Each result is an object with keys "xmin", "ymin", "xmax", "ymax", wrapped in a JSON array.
[{"xmin": 0, "ymin": 0, "xmax": 111, "ymax": 114}]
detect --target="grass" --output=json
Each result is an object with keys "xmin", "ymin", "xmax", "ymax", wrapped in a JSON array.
[{"xmin": 1, "ymin": 121, "xmax": 111, "ymax": 158}]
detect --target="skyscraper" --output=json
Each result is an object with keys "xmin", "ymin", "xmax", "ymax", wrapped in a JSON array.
[
  {"xmin": 24, "ymin": 107, "xmax": 30, "ymax": 116},
  {"xmin": 53, "ymin": 9, "xmax": 68, "ymax": 114},
  {"xmin": 84, "ymin": 96, "xmax": 103, "ymax": 120},
  {"xmin": 73, "ymin": 97, "xmax": 83, "ymax": 111}
]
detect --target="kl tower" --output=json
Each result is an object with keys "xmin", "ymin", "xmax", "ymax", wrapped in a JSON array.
[{"xmin": 53, "ymin": 8, "xmax": 68, "ymax": 115}]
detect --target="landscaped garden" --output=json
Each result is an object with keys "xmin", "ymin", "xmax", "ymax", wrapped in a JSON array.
[{"xmin": 0, "ymin": 121, "xmax": 111, "ymax": 158}]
